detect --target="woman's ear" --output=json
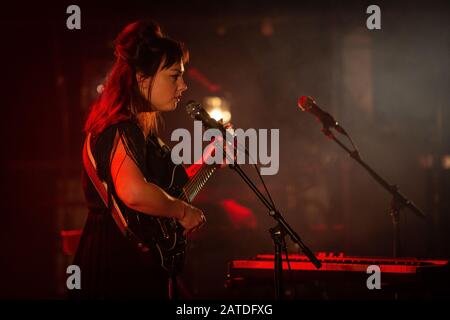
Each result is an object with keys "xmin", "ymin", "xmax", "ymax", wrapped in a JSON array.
[
  {"xmin": 135, "ymin": 73, "xmax": 153, "ymax": 103},
  {"xmin": 136, "ymin": 73, "xmax": 152, "ymax": 93}
]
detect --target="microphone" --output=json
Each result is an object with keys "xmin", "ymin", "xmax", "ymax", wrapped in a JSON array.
[
  {"xmin": 297, "ymin": 96, "xmax": 347, "ymax": 135},
  {"xmin": 186, "ymin": 100, "xmax": 250, "ymax": 158},
  {"xmin": 185, "ymin": 100, "xmax": 227, "ymax": 135}
]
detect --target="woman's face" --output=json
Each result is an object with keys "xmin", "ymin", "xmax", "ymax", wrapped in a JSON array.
[{"xmin": 137, "ymin": 60, "xmax": 188, "ymax": 112}]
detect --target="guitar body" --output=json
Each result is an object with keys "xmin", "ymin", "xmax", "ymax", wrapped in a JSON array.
[
  {"xmin": 126, "ymin": 165, "xmax": 217, "ymax": 275},
  {"xmin": 84, "ymin": 129, "xmax": 220, "ymax": 275},
  {"xmin": 122, "ymin": 135, "xmax": 218, "ymax": 274},
  {"xmin": 124, "ymin": 164, "xmax": 189, "ymax": 273}
]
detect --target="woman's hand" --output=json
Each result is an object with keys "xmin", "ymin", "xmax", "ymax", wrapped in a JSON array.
[{"xmin": 177, "ymin": 202, "xmax": 206, "ymax": 236}]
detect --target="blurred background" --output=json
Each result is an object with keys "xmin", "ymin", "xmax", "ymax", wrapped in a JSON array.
[{"xmin": 1, "ymin": 0, "xmax": 449, "ymax": 299}]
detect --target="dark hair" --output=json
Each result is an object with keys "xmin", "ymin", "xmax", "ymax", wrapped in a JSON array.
[{"xmin": 84, "ymin": 20, "xmax": 189, "ymax": 136}]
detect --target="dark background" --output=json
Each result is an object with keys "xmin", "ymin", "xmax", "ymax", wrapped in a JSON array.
[{"xmin": 1, "ymin": 0, "xmax": 449, "ymax": 299}]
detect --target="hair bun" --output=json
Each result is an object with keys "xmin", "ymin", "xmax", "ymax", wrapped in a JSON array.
[
  {"xmin": 113, "ymin": 20, "xmax": 162, "ymax": 64},
  {"xmin": 138, "ymin": 21, "xmax": 163, "ymax": 43},
  {"xmin": 112, "ymin": 19, "xmax": 188, "ymax": 76}
]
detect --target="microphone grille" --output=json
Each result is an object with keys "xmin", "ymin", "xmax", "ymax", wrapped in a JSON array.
[{"xmin": 186, "ymin": 100, "xmax": 201, "ymax": 118}]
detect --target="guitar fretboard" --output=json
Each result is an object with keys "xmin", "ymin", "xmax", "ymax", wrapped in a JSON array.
[{"xmin": 180, "ymin": 164, "xmax": 217, "ymax": 203}]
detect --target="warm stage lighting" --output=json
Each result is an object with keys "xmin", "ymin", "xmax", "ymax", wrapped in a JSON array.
[
  {"xmin": 442, "ymin": 155, "xmax": 450, "ymax": 170},
  {"xmin": 203, "ymin": 96, "xmax": 232, "ymax": 123},
  {"xmin": 210, "ymin": 108, "xmax": 232, "ymax": 123}
]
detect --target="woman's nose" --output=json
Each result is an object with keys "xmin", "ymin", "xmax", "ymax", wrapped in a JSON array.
[{"xmin": 179, "ymin": 78, "xmax": 188, "ymax": 92}]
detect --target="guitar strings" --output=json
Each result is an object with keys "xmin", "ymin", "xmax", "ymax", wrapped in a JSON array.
[
  {"xmin": 179, "ymin": 165, "xmax": 216, "ymax": 202},
  {"xmin": 181, "ymin": 138, "xmax": 222, "ymax": 201}
]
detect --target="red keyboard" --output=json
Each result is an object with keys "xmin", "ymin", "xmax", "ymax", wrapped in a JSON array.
[
  {"xmin": 229, "ymin": 253, "xmax": 448, "ymax": 274},
  {"xmin": 226, "ymin": 253, "xmax": 449, "ymax": 298}
]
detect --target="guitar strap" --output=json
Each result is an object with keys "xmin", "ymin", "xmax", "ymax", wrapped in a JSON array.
[{"xmin": 82, "ymin": 133, "xmax": 151, "ymax": 254}]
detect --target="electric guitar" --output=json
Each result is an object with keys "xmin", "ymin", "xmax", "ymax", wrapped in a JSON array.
[{"xmin": 125, "ymin": 139, "xmax": 221, "ymax": 274}]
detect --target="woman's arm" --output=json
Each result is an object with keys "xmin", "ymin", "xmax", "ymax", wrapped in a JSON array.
[{"xmin": 111, "ymin": 135, "xmax": 204, "ymax": 233}]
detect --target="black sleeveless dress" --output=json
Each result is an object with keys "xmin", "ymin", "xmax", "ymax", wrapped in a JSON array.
[{"xmin": 71, "ymin": 120, "xmax": 180, "ymax": 299}]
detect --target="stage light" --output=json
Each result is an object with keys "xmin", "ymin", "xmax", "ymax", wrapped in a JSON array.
[
  {"xmin": 442, "ymin": 155, "xmax": 450, "ymax": 170},
  {"xmin": 203, "ymin": 96, "xmax": 232, "ymax": 123},
  {"xmin": 210, "ymin": 108, "xmax": 232, "ymax": 123}
]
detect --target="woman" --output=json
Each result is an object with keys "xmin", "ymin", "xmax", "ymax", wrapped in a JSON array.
[{"xmin": 72, "ymin": 20, "xmax": 206, "ymax": 299}]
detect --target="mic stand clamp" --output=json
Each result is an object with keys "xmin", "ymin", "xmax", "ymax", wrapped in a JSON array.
[
  {"xmin": 390, "ymin": 190, "xmax": 404, "ymax": 258},
  {"xmin": 269, "ymin": 221, "xmax": 284, "ymax": 300}
]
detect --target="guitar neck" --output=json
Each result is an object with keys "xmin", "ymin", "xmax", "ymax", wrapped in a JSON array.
[
  {"xmin": 179, "ymin": 134, "xmax": 231, "ymax": 203},
  {"xmin": 180, "ymin": 164, "xmax": 217, "ymax": 203}
]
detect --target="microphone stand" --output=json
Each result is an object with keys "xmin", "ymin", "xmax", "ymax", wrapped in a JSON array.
[
  {"xmin": 224, "ymin": 155, "xmax": 322, "ymax": 299},
  {"xmin": 187, "ymin": 104, "xmax": 321, "ymax": 299},
  {"xmin": 319, "ymin": 126, "xmax": 426, "ymax": 258}
]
